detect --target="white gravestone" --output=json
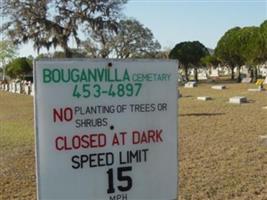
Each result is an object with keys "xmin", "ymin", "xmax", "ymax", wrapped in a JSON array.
[
  {"xmin": 10, "ymin": 83, "xmax": 15, "ymax": 93},
  {"xmin": 248, "ymin": 86, "xmax": 264, "ymax": 92},
  {"xmin": 229, "ymin": 96, "xmax": 247, "ymax": 104},
  {"xmin": 211, "ymin": 85, "xmax": 225, "ymax": 90},
  {"xmin": 30, "ymin": 84, "xmax": 34, "ymax": 96},
  {"xmin": 24, "ymin": 85, "xmax": 31, "ymax": 95},
  {"xmin": 184, "ymin": 81, "xmax": 196, "ymax": 88},
  {"xmin": 198, "ymin": 72, "xmax": 208, "ymax": 80},
  {"xmin": 241, "ymin": 77, "xmax": 252, "ymax": 83},
  {"xmin": 210, "ymin": 68, "xmax": 219, "ymax": 78},
  {"xmin": 16, "ymin": 83, "xmax": 22, "ymax": 94},
  {"xmin": 197, "ymin": 96, "xmax": 212, "ymax": 101},
  {"xmin": 4, "ymin": 84, "xmax": 8, "ymax": 91},
  {"xmin": 259, "ymin": 135, "xmax": 267, "ymax": 147}
]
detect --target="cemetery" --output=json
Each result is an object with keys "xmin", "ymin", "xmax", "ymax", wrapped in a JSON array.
[
  {"xmin": 1, "ymin": 1, "xmax": 267, "ymax": 199},
  {"xmin": 1, "ymin": 79, "xmax": 267, "ymax": 199}
]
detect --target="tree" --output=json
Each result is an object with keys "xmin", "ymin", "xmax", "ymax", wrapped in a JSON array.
[
  {"xmin": 169, "ymin": 41, "xmax": 209, "ymax": 81},
  {"xmin": 260, "ymin": 20, "xmax": 267, "ymax": 55},
  {"xmin": 201, "ymin": 55, "xmax": 221, "ymax": 68},
  {"xmin": 215, "ymin": 27, "xmax": 245, "ymax": 81},
  {"xmin": 1, "ymin": 0, "xmax": 127, "ymax": 58},
  {"xmin": 238, "ymin": 26, "xmax": 266, "ymax": 82},
  {"xmin": 82, "ymin": 19, "xmax": 161, "ymax": 58},
  {"xmin": 0, "ymin": 40, "xmax": 17, "ymax": 80},
  {"xmin": 6, "ymin": 57, "xmax": 32, "ymax": 79},
  {"xmin": 216, "ymin": 23, "xmax": 267, "ymax": 82},
  {"xmin": 113, "ymin": 19, "xmax": 161, "ymax": 58}
]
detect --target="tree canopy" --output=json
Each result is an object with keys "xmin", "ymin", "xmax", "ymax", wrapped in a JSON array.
[
  {"xmin": 169, "ymin": 41, "xmax": 209, "ymax": 81},
  {"xmin": 215, "ymin": 22, "xmax": 267, "ymax": 81},
  {"xmin": 201, "ymin": 55, "xmax": 221, "ymax": 68},
  {"xmin": 0, "ymin": 40, "xmax": 17, "ymax": 80},
  {"xmin": 1, "ymin": 0, "xmax": 127, "ymax": 57},
  {"xmin": 81, "ymin": 19, "xmax": 161, "ymax": 58},
  {"xmin": 6, "ymin": 57, "xmax": 32, "ymax": 79}
]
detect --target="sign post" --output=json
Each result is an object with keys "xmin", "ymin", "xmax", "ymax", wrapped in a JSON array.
[{"xmin": 34, "ymin": 59, "xmax": 178, "ymax": 200}]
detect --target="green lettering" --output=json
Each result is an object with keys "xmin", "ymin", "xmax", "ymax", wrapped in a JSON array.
[
  {"xmin": 52, "ymin": 69, "xmax": 60, "ymax": 83},
  {"xmin": 123, "ymin": 69, "xmax": 130, "ymax": 82},
  {"xmin": 43, "ymin": 68, "xmax": 51, "ymax": 83}
]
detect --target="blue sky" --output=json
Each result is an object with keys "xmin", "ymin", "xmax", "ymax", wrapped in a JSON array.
[{"xmin": 17, "ymin": 0, "xmax": 267, "ymax": 57}]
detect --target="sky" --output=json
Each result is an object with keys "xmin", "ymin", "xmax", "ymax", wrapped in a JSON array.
[{"xmin": 11, "ymin": 0, "xmax": 267, "ymax": 57}]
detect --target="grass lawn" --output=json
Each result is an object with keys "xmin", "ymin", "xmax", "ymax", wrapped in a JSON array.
[
  {"xmin": 0, "ymin": 92, "xmax": 36, "ymax": 200},
  {"xmin": 1, "ymin": 82, "xmax": 267, "ymax": 199}
]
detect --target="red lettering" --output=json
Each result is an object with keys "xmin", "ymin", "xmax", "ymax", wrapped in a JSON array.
[
  {"xmin": 53, "ymin": 107, "xmax": 73, "ymax": 122},
  {"xmin": 132, "ymin": 129, "xmax": 163, "ymax": 144},
  {"xmin": 55, "ymin": 136, "xmax": 64, "ymax": 150},
  {"xmin": 112, "ymin": 133, "xmax": 120, "ymax": 146},
  {"xmin": 54, "ymin": 133, "xmax": 106, "ymax": 151}
]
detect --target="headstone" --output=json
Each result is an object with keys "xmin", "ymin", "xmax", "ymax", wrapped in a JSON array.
[
  {"xmin": 240, "ymin": 65, "xmax": 249, "ymax": 76},
  {"xmin": 24, "ymin": 85, "xmax": 31, "ymax": 95},
  {"xmin": 4, "ymin": 84, "xmax": 9, "ymax": 91},
  {"xmin": 259, "ymin": 135, "xmax": 267, "ymax": 147},
  {"xmin": 9, "ymin": 83, "xmax": 14, "ymax": 93},
  {"xmin": 211, "ymin": 85, "xmax": 225, "ymax": 90},
  {"xmin": 259, "ymin": 67, "xmax": 267, "ymax": 77},
  {"xmin": 241, "ymin": 77, "xmax": 252, "ymax": 83},
  {"xmin": 198, "ymin": 72, "xmax": 208, "ymax": 80},
  {"xmin": 210, "ymin": 68, "xmax": 219, "ymax": 78},
  {"xmin": 30, "ymin": 84, "xmax": 34, "ymax": 96},
  {"xmin": 16, "ymin": 83, "xmax": 22, "ymax": 94},
  {"xmin": 184, "ymin": 81, "xmax": 196, "ymax": 88},
  {"xmin": 11, "ymin": 82, "xmax": 16, "ymax": 93},
  {"xmin": 197, "ymin": 96, "xmax": 212, "ymax": 101},
  {"xmin": 229, "ymin": 96, "xmax": 247, "ymax": 104},
  {"xmin": 248, "ymin": 86, "xmax": 264, "ymax": 92},
  {"xmin": 177, "ymin": 73, "xmax": 185, "ymax": 84}
]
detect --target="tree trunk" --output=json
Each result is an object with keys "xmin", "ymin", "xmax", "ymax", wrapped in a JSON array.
[
  {"xmin": 64, "ymin": 48, "xmax": 73, "ymax": 58},
  {"xmin": 194, "ymin": 67, "xmax": 198, "ymax": 82},
  {"xmin": 184, "ymin": 66, "xmax": 189, "ymax": 82},
  {"xmin": 252, "ymin": 66, "xmax": 258, "ymax": 83},
  {"xmin": 237, "ymin": 65, "xmax": 241, "ymax": 83},
  {"xmin": 231, "ymin": 66, "xmax": 235, "ymax": 80}
]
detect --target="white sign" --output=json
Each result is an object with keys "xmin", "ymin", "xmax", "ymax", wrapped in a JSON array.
[{"xmin": 34, "ymin": 59, "xmax": 178, "ymax": 200}]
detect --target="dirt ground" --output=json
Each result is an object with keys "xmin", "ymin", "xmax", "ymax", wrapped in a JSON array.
[
  {"xmin": 179, "ymin": 83, "xmax": 267, "ymax": 200},
  {"xmin": 1, "ymin": 82, "xmax": 267, "ymax": 200}
]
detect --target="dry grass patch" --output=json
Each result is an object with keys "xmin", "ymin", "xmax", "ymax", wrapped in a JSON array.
[{"xmin": 1, "ymin": 82, "xmax": 267, "ymax": 199}]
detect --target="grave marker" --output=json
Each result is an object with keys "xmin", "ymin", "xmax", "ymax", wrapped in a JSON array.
[
  {"xmin": 16, "ymin": 83, "xmax": 22, "ymax": 94},
  {"xmin": 197, "ymin": 96, "xmax": 212, "ymax": 101},
  {"xmin": 229, "ymin": 96, "xmax": 247, "ymax": 104},
  {"xmin": 241, "ymin": 77, "xmax": 252, "ymax": 83},
  {"xmin": 184, "ymin": 81, "xmax": 196, "ymax": 88},
  {"xmin": 211, "ymin": 85, "xmax": 225, "ymax": 90}
]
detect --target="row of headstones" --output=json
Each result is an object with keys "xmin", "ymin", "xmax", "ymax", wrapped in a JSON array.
[
  {"xmin": 183, "ymin": 82, "xmax": 266, "ymax": 104},
  {"xmin": 182, "ymin": 85, "xmax": 259, "ymax": 104},
  {"xmin": 187, "ymin": 66, "xmax": 267, "ymax": 80},
  {"xmin": 185, "ymin": 76, "xmax": 267, "ymax": 88},
  {"xmin": 196, "ymin": 95, "xmax": 247, "ymax": 104},
  {"xmin": 0, "ymin": 82, "xmax": 34, "ymax": 96}
]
